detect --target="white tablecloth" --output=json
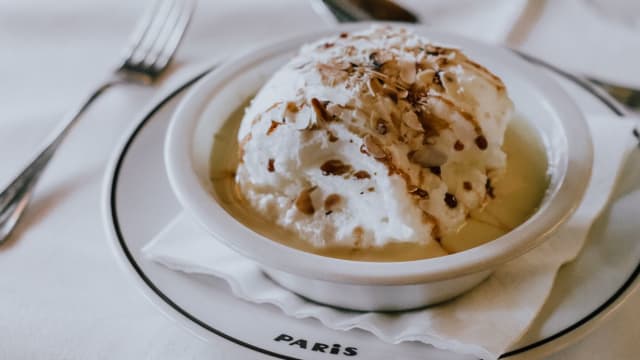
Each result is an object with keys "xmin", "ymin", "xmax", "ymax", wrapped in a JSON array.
[{"xmin": 1, "ymin": 0, "xmax": 638, "ymax": 358}]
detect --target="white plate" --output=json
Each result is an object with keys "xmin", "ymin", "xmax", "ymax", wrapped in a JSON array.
[{"xmin": 103, "ymin": 59, "xmax": 640, "ymax": 359}]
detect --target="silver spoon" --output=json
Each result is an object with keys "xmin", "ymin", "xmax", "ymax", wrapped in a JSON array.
[{"xmin": 311, "ymin": 0, "xmax": 418, "ymax": 23}]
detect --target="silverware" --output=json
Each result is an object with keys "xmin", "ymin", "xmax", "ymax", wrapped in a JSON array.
[
  {"xmin": 311, "ymin": 0, "xmax": 418, "ymax": 23},
  {"xmin": 588, "ymin": 78, "xmax": 640, "ymax": 110},
  {"xmin": 312, "ymin": 0, "xmax": 640, "ymax": 112},
  {"xmin": 0, "ymin": 0, "xmax": 194, "ymax": 244}
]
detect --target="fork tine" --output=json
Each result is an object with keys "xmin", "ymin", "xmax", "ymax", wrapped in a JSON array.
[
  {"xmin": 149, "ymin": 0, "xmax": 195, "ymax": 71},
  {"xmin": 118, "ymin": 0, "xmax": 193, "ymax": 80},
  {"xmin": 128, "ymin": 0, "xmax": 176, "ymax": 65},
  {"xmin": 140, "ymin": 1, "xmax": 181, "ymax": 68},
  {"xmin": 120, "ymin": 0, "xmax": 165, "ymax": 62},
  {"xmin": 141, "ymin": 0, "xmax": 191, "ymax": 69}
]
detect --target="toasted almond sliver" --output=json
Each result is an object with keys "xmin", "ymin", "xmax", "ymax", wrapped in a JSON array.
[
  {"xmin": 398, "ymin": 60, "xmax": 416, "ymax": 84},
  {"xmin": 363, "ymin": 134, "xmax": 387, "ymax": 159},
  {"xmin": 416, "ymin": 69, "xmax": 436, "ymax": 85},
  {"xmin": 367, "ymin": 76, "xmax": 382, "ymax": 96},
  {"xmin": 410, "ymin": 145, "xmax": 448, "ymax": 168},
  {"xmin": 311, "ymin": 98, "xmax": 330, "ymax": 122},
  {"xmin": 295, "ymin": 186, "xmax": 317, "ymax": 215},
  {"xmin": 402, "ymin": 111, "xmax": 423, "ymax": 132}
]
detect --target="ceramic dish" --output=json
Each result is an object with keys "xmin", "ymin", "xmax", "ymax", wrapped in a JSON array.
[{"xmin": 164, "ymin": 25, "xmax": 593, "ymax": 311}]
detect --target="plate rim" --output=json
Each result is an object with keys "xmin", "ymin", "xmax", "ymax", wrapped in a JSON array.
[{"xmin": 102, "ymin": 62, "xmax": 638, "ymax": 359}]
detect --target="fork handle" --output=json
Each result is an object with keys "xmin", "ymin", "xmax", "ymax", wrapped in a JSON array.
[{"xmin": 0, "ymin": 81, "xmax": 116, "ymax": 244}]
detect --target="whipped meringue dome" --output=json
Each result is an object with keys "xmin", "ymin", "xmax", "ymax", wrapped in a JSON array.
[{"xmin": 225, "ymin": 27, "xmax": 545, "ymax": 259}]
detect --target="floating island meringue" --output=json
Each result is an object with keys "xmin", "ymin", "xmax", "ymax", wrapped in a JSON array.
[{"xmin": 224, "ymin": 26, "xmax": 545, "ymax": 259}]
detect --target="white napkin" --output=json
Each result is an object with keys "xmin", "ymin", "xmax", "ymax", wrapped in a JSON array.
[
  {"xmin": 397, "ymin": 0, "xmax": 530, "ymax": 44},
  {"xmin": 509, "ymin": 0, "xmax": 640, "ymax": 88},
  {"xmin": 143, "ymin": 116, "xmax": 637, "ymax": 359}
]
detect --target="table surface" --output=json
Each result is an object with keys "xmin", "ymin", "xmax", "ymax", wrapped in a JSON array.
[{"xmin": 1, "ymin": 0, "xmax": 638, "ymax": 359}]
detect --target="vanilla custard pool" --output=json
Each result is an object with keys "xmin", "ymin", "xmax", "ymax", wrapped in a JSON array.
[{"xmin": 208, "ymin": 102, "xmax": 549, "ymax": 262}]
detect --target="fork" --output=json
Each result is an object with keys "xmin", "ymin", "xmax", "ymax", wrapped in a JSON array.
[{"xmin": 0, "ymin": 0, "xmax": 195, "ymax": 244}]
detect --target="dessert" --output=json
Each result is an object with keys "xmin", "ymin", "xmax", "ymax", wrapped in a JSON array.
[
  {"xmin": 235, "ymin": 26, "xmax": 514, "ymax": 252},
  {"xmin": 234, "ymin": 26, "xmax": 514, "ymax": 253}
]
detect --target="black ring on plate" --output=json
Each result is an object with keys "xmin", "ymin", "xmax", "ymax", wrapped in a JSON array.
[{"xmin": 109, "ymin": 59, "xmax": 637, "ymax": 360}]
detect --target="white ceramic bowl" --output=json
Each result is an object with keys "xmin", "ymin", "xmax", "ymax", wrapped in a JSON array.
[{"xmin": 165, "ymin": 25, "xmax": 593, "ymax": 311}]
